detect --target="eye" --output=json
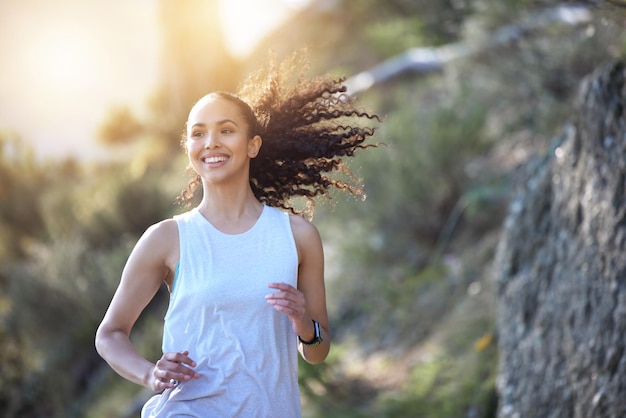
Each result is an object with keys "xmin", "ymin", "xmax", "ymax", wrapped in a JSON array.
[
  {"xmin": 190, "ymin": 130, "xmax": 205, "ymax": 138},
  {"xmin": 221, "ymin": 128, "xmax": 233, "ymax": 134}
]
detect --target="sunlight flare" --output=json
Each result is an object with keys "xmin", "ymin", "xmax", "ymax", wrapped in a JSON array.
[
  {"xmin": 218, "ymin": 0, "xmax": 308, "ymax": 58},
  {"xmin": 26, "ymin": 26, "xmax": 98, "ymax": 89}
]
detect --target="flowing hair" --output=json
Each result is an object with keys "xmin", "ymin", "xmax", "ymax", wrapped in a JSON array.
[{"xmin": 177, "ymin": 54, "xmax": 380, "ymax": 215}]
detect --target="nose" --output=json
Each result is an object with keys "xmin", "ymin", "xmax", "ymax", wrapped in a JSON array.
[{"xmin": 204, "ymin": 130, "xmax": 220, "ymax": 149}]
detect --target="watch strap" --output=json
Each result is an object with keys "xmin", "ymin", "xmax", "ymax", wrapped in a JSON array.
[{"xmin": 298, "ymin": 319, "xmax": 323, "ymax": 347}]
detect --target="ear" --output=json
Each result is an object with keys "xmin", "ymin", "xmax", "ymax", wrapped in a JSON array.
[{"xmin": 248, "ymin": 135, "xmax": 262, "ymax": 158}]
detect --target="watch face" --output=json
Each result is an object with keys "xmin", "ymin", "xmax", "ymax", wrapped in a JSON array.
[{"xmin": 313, "ymin": 320, "xmax": 320, "ymax": 338}]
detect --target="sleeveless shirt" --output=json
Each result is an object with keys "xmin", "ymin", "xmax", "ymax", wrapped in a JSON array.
[{"xmin": 142, "ymin": 205, "xmax": 301, "ymax": 418}]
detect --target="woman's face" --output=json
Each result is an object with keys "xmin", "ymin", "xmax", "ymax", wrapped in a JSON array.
[{"xmin": 185, "ymin": 96, "xmax": 261, "ymax": 184}]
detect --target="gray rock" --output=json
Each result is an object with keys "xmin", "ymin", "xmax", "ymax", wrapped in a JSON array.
[{"xmin": 495, "ymin": 61, "xmax": 626, "ymax": 418}]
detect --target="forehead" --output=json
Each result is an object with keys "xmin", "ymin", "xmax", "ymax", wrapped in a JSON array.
[{"xmin": 187, "ymin": 96, "xmax": 245, "ymax": 125}]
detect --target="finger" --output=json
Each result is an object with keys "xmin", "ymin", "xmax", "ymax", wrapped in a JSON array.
[
  {"xmin": 157, "ymin": 353, "xmax": 200, "ymax": 379},
  {"xmin": 164, "ymin": 351, "xmax": 198, "ymax": 367},
  {"xmin": 270, "ymin": 304, "xmax": 302, "ymax": 316},
  {"xmin": 172, "ymin": 363, "xmax": 201, "ymax": 380},
  {"xmin": 169, "ymin": 367, "xmax": 200, "ymax": 381},
  {"xmin": 265, "ymin": 293, "xmax": 303, "ymax": 305},
  {"xmin": 151, "ymin": 370, "xmax": 175, "ymax": 392},
  {"xmin": 266, "ymin": 285, "xmax": 304, "ymax": 300},
  {"xmin": 154, "ymin": 377, "xmax": 179, "ymax": 391},
  {"xmin": 267, "ymin": 282, "xmax": 297, "ymax": 291},
  {"xmin": 265, "ymin": 293, "xmax": 305, "ymax": 310},
  {"xmin": 267, "ymin": 299, "xmax": 306, "ymax": 317},
  {"xmin": 266, "ymin": 295, "xmax": 304, "ymax": 308}
]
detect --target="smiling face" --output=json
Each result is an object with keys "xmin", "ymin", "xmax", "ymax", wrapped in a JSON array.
[{"xmin": 185, "ymin": 94, "xmax": 262, "ymax": 186}]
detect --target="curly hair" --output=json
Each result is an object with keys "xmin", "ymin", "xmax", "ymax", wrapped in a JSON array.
[{"xmin": 177, "ymin": 56, "xmax": 380, "ymax": 214}]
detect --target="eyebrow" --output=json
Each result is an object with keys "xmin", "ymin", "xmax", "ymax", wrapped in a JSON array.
[{"xmin": 189, "ymin": 119, "xmax": 239, "ymax": 129}]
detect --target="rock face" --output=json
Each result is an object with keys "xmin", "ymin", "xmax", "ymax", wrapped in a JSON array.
[{"xmin": 495, "ymin": 61, "xmax": 626, "ymax": 418}]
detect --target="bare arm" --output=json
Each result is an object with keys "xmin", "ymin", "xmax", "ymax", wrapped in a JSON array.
[
  {"xmin": 95, "ymin": 219, "xmax": 199, "ymax": 391},
  {"xmin": 266, "ymin": 215, "xmax": 330, "ymax": 364}
]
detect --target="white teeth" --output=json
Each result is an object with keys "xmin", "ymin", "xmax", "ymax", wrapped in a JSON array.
[{"xmin": 203, "ymin": 156, "xmax": 227, "ymax": 163}]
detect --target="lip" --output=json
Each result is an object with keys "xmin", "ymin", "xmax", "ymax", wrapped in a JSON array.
[{"xmin": 200, "ymin": 153, "xmax": 229, "ymax": 166}]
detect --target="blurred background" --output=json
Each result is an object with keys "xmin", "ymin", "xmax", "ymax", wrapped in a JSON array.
[{"xmin": 0, "ymin": 0, "xmax": 624, "ymax": 417}]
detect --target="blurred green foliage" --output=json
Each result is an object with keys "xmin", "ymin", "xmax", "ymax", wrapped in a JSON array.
[
  {"xmin": 0, "ymin": 133, "xmax": 179, "ymax": 416},
  {"xmin": 1, "ymin": 1, "xmax": 625, "ymax": 417}
]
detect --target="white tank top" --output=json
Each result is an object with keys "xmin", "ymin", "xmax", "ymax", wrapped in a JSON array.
[{"xmin": 142, "ymin": 205, "xmax": 301, "ymax": 418}]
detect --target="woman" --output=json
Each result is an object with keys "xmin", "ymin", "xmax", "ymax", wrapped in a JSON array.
[{"xmin": 95, "ymin": 60, "xmax": 379, "ymax": 417}]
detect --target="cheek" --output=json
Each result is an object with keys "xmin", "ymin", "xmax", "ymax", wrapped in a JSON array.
[
  {"xmin": 185, "ymin": 142, "xmax": 202, "ymax": 168},
  {"xmin": 186, "ymin": 140, "xmax": 200, "ymax": 156}
]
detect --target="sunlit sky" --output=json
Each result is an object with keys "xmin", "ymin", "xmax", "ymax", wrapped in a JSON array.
[
  {"xmin": 0, "ymin": 0, "xmax": 305, "ymax": 160},
  {"xmin": 220, "ymin": 0, "xmax": 308, "ymax": 58}
]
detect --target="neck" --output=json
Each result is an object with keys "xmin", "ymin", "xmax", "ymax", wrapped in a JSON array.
[{"xmin": 197, "ymin": 181, "xmax": 262, "ymax": 224}]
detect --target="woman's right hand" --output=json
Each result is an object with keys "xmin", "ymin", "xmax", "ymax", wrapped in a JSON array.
[{"xmin": 150, "ymin": 350, "xmax": 200, "ymax": 392}]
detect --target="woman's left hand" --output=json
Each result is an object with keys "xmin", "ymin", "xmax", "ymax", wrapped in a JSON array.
[{"xmin": 266, "ymin": 282, "xmax": 313, "ymax": 338}]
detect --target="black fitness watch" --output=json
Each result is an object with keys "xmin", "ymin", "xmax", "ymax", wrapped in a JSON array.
[{"xmin": 298, "ymin": 320, "xmax": 323, "ymax": 347}]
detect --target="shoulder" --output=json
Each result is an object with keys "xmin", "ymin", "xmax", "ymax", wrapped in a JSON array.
[
  {"xmin": 141, "ymin": 218, "xmax": 179, "ymax": 243},
  {"xmin": 289, "ymin": 213, "xmax": 320, "ymax": 241},
  {"xmin": 289, "ymin": 214, "xmax": 323, "ymax": 262},
  {"xmin": 132, "ymin": 218, "xmax": 179, "ymax": 272}
]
